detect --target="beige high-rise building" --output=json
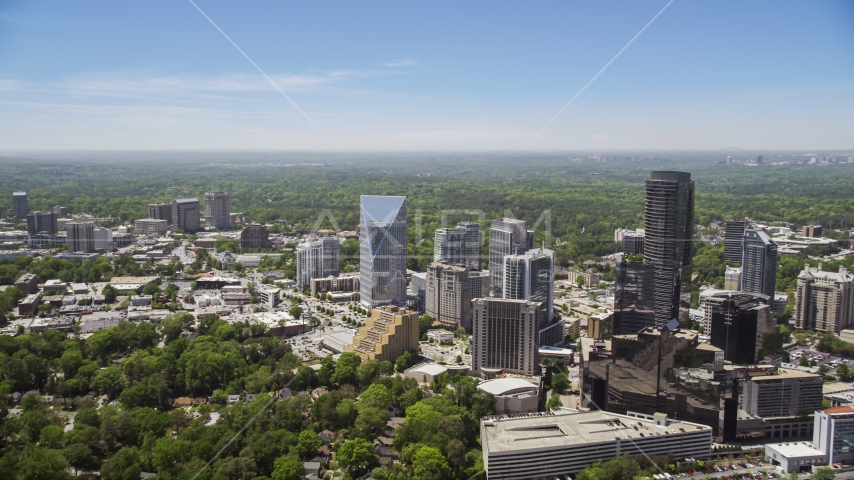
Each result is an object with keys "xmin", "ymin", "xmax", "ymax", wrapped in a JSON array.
[
  {"xmin": 724, "ymin": 266, "xmax": 742, "ymax": 291},
  {"xmin": 472, "ymin": 297, "xmax": 541, "ymax": 377},
  {"xmin": 204, "ymin": 191, "xmax": 231, "ymax": 230},
  {"xmin": 794, "ymin": 265, "xmax": 854, "ymax": 333},
  {"xmin": 346, "ymin": 305, "xmax": 419, "ymax": 362},
  {"xmin": 425, "ymin": 261, "xmax": 472, "ymax": 331},
  {"xmin": 66, "ymin": 221, "xmax": 95, "ymax": 253}
]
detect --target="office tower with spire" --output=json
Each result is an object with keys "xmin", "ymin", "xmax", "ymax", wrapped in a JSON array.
[
  {"xmin": 741, "ymin": 229, "xmax": 778, "ymax": 298},
  {"xmin": 359, "ymin": 195, "xmax": 407, "ymax": 309},
  {"xmin": 488, "ymin": 218, "xmax": 533, "ymax": 297},
  {"xmin": 12, "ymin": 192, "xmax": 28, "ymax": 219},
  {"xmin": 643, "ymin": 171, "xmax": 695, "ymax": 329},
  {"xmin": 204, "ymin": 191, "xmax": 231, "ymax": 230}
]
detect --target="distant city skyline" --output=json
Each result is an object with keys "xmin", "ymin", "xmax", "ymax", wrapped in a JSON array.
[{"xmin": 1, "ymin": 1, "xmax": 852, "ymax": 150}]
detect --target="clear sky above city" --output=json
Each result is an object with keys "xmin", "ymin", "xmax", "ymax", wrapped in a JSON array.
[{"xmin": 1, "ymin": 0, "xmax": 852, "ymax": 151}]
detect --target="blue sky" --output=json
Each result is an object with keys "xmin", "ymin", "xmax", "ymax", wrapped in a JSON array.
[{"xmin": 0, "ymin": 0, "xmax": 852, "ymax": 150}]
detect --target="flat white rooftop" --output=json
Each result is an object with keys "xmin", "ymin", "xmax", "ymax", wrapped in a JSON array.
[{"xmin": 482, "ymin": 409, "xmax": 711, "ymax": 454}]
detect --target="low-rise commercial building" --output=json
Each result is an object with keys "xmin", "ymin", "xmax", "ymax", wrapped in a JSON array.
[
  {"xmin": 310, "ymin": 274, "xmax": 360, "ymax": 297},
  {"xmin": 134, "ymin": 218, "xmax": 168, "ymax": 235},
  {"xmin": 257, "ymin": 288, "xmax": 281, "ymax": 307},
  {"xmin": 426, "ymin": 329, "xmax": 454, "ymax": 344},
  {"xmin": 130, "ymin": 295, "xmax": 153, "ymax": 307},
  {"xmin": 765, "ymin": 406, "xmax": 854, "ymax": 472},
  {"xmin": 18, "ymin": 293, "xmax": 41, "ymax": 315},
  {"xmin": 15, "ymin": 273, "xmax": 39, "ymax": 295},
  {"xmin": 566, "ymin": 268, "xmax": 601, "ymax": 289},
  {"xmin": 403, "ymin": 363, "xmax": 449, "ymax": 383},
  {"xmin": 481, "ymin": 410, "xmax": 712, "ymax": 479},
  {"xmin": 320, "ymin": 331, "xmax": 355, "ymax": 354},
  {"xmin": 109, "ymin": 276, "xmax": 160, "ymax": 293},
  {"xmin": 743, "ymin": 368, "xmax": 823, "ymax": 418},
  {"xmin": 477, "ymin": 377, "xmax": 541, "ymax": 414}
]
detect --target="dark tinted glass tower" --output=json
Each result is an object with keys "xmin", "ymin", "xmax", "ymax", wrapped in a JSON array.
[
  {"xmin": 723, "ymin": 219, "xmax": 747, "ymax": 263},
  {"xmin": 623, "ymin": 232, "xmax": 644, "ymax": 256},
  {"xmin": 613, "ymin": 255, "xmax": 654, "ymax": 335},
  {"xmin": 707, "ymin": 292, "xmax": 774, "ymax": 365},
  {"xmin": 644, "ymin": 171, "xmax": 694, "ymax": 328},
  {"xmin": 13, "ymin": 192, "xmax": 28, "ymax": 219},
  {"xmin": 584, "ymin": 329, "xmax": 733, "ymax": 437}
]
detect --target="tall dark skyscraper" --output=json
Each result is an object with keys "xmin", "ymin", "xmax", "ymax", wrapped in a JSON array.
[
  {"xmin": 723, "ymin": 219, "xmax": 747, "ymax": 263},
  {"xmin": 12, "ymin": 192, "xmax": 28, "ymax": 219},
  {"xmin": 644, "ymin": 171, "xmax": 695, "ymax": 328}
]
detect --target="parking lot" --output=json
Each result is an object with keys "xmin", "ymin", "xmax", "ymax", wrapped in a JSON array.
[{"xmin": 787, "ymin": 343, "xmax": 853, "ymax": 378}]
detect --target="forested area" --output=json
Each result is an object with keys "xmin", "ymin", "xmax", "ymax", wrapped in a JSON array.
[
  {"xmin": 2, "ymin": 153, "xmax": 852, "ymax": 271},
  {"xmin": 0, "ymin": 311, "xmax": 490, "ymax": 479}
]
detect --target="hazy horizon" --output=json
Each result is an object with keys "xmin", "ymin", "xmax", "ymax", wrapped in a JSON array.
[{"xmin": 2, "ymin": 1, "xmax": 853, "ymax": 151}]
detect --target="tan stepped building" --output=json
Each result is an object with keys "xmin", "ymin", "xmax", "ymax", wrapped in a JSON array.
[{"xmin": 346, "ymin": 305, "xmax": 419, "ymax": 362}]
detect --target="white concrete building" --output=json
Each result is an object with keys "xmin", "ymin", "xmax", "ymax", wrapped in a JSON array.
[
  {"xmin": 257, "ymin": 288, "xmax": 281, "ymax": 307},
  {"xmin": 765, "ymin": 406, "xmax": 854, "ymax": 473},
  {"xmin": 477, "ymin": 377, "xmax": 540, "ymax": 414},
  {"xmin": 130, "ymin": 295, "xmax": 153, "ymax": 307},
  {"xmin": 134, "ymin": 218, "xmax": 168, "ymax": 235},
  {"xmin": 403, "ymin": 363, "xmax": 449, "ymax": 383},
  {"xmin": 426, "ymin": 329, "xmax": 454, "ymax": 344}
]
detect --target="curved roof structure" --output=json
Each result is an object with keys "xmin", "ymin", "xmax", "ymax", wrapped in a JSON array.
[
  {"xmin": 477, "ymin": 377, "xmax": 539, "ymax": 396},
  {"xmin": 407, "ymin": 363, "xmax": 448, "ymax": 376}
]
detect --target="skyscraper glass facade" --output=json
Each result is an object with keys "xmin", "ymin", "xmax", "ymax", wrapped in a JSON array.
[{"xmin": 360, "ymin": 195, "xmax": 407, "ymax": 309}]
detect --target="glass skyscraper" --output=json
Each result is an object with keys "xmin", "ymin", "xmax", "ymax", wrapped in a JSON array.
[
  {"xmin": 613, "ymin": 255, "xmax": 654, "ymax": 336},
  {"xmin": 643, "ymin": 171, "xmax": 695, "ymax": 329},
  {"xmin": 433, "ymin": 221, "xmax": 482, "ymax": 269},
  {"xmin": 489, "ymin": 218, "xmax": 534, "ymax": 298},
  {"xmin": 360, "ymin": 195, "xmax": 407, "ymax": 309},
  {"xmin": 741, "ymin": 229, "xmax": 778, "ymax": 298}
]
